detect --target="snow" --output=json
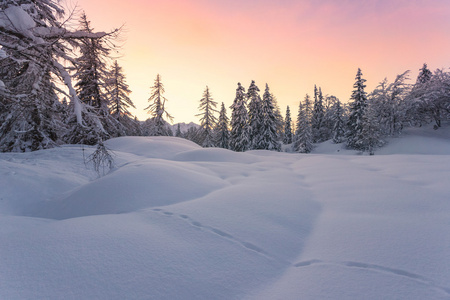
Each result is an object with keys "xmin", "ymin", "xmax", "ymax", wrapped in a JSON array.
[
  {"xmin": 0, "ymin": 6, "xmax": 36, "ymax": 41},
  {"xmin": 1, "ymin": 126, "xmax": 450, "ymax": 299}
]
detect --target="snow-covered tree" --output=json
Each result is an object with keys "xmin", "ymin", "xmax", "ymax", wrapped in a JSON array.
[
  {"xmin": 229, "ymin": 82, "xmax": 249, "ymax": 152},
  {"xmin": 196, "ymin": 86, "xmax": 218, "ymax": 147},
  {"xmin": 321, "ymin": 95, "xmax": 337, "ymax": 141},
  {"xmin": 283, "ymin": 105, "xmax": 293, "ymax": 144},
  {"xmin": 0, "ymin": 1, "xmax": 117, "ymax": 151},
  {"xmin": 106, "ymin": 60, "xmax": 135, "ymax": 136},
  {"xmin": 247, "ymin": 80, "xmax": 264, "ymax": 149},
  {"xmin": 144, "ymin": 74, "xmax": 173, "ymax": 136},
  {"xmin": 312, "ymin": 85, "xmax": 325, "ymax": 142},
  {"xmin": 214, "ymin": 102, "xmax": 230, "ymax": 149},
  {"xmin": 346, "ymin": 68, "xmax": 368, "ymax": 150},
  {"xmin": 410, "ymin": 66, "xmax": 450, "ymax": 129},
  {"xmin": 360, "ymin": 104, "xmax": 384, "ymax": 155},
  {"xmin": 331, "ymin": 98, "xmax": 346, "ymax": 143},
  {"xmin": 175, "ymin": 124, "xmax": 182, "ymax": 137},
  {"xmin": 369, "ymin": 71, "xmax": 410, "ymax": 137},
  {"xmin": 260, "ymin": 84, "xmax": 280, "ymax": 151},
  {"xmin": 416, "ymin": 63, "xmax": 433, "ymax": 85},
  {"xmin": 271, "ymin": 93, "xmax": 284, "ymax": 141},
  {"xmin": 293, "ymin": 94, "xmax": 313, "ymax": 153},
  {"xmin": 74, "ymin": 14, "xmax": 109, "ymax": 109}
]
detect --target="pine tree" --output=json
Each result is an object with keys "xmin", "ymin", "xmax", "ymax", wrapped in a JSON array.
[
  {"xmin": 247, "ymin": 80, "xmax": 264, "ymax": 149},
  {"xmin": 0, "ymin": 1, "xmax": 118, "ymax": 151},
  {"xmin": 106, "ymin": 60, "xmax": 135, "ymax": 136},
  {"xmin": 283, "ymin": 106, "xmax": 293, "ymax": 144},
  {"xmin": 360, "ymin": 105, "xmax": 383, "ymax": 155},
  {"xmin": 331, "ymin": 99, "xmax": 346, "ymax": 143},
  {"xmin": 312, "ymin": 85, "xmax": 325, "ymax": 142},
  {"xmin": 229, "ymin": 83, "xmax": 249, "ymax": 152},
  {"xmin": 293, "ymin": 95, "xmax": 313, "ymax": 153},
  {"xmin": 369, "ymin": 71, "xmax": 410, "ymax": 137},
  {"xmin": 196, "ymin": 86, "xmax": 218, "ymax": 147},
  {"xmin": 271, "ymin": 93, "xmax": 284, "ymax": 141},
  {"xmin": 321, "ymin": 95, "xmax": 337, "ymax": 141},
  {"xmin": 215, "ymin": 102, "xmax": 230, "ymax": 149},
  {"xmin": 346, "ymin": 68, "xmax": 368, "ymax": 150},
  {"xmin": 175, "ymin": 124, "xmax": 182, "ymax": 137},
  {"xmin": 416, "ymin": 63, "xmax": 433, "ymax": 84},
  {"xmin": 145, "ymin": 74, "xmax": 173, "ymax": 136},
  {"xmin": 260, "ymin": 84, "xmax": 280, "ymax": 151}
]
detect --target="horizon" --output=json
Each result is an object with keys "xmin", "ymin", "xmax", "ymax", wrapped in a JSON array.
[{"xmin": 72, "ymin": 0, "xmax": 450, "ymax": 123}]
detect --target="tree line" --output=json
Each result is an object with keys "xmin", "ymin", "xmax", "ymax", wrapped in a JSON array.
[
  {"xmin": 1, "ymin": 0, "xmax": 449, "ymax": 154},
  {"xmin": 168, "ymin": 64, "xmax": 449, "ymax": 154}
]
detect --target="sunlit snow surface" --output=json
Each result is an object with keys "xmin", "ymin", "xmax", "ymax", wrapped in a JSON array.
[{"xmin": 1, "ymin": 125, "xmax": 450, "ymax": 299}]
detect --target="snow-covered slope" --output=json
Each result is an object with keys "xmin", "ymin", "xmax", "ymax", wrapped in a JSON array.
[{"xmin": 1, "ymin": 128, "xmax": 449, "ymax": 299}]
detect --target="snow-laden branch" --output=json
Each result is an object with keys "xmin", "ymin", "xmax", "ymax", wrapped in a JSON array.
[{"xmin": 53, "ymin": 60, "xmax": 83, "ymax": 125}]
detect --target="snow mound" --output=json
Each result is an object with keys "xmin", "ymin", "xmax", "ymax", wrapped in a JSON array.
[
  {"xmin": 173, "ymin": 147, "xmax": 261, "ymax": 163},
  {"xmin": 105, "ymin": 136, "xmax": 200, "ymax": 159},
  {"xmin": 31, "ymin": 159, "xmax": 228, "ymax": 219},
  {"xmin": 1, "ymin": 127, "xmax": 450, "ymax": 299},
  {"xmin": 377, "ymin": 124, "xmax": 450, "ymax": 155}
]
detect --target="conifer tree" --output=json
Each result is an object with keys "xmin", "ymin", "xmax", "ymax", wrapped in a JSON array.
[
  {"xmin": 175, "ymin": 124, "xmax": 182, "ymax": 137},
  {"xmin": 196, "ymin": 86, "xmax": 218, "ymax": 147},
  {"xmin": 416, "ymin": 63, "xmax": 433, "ymax": 84},
  {"xmin": 271, "ymin": 93, "xmax": 284, "ymax": 140},
  {"xmin": 312, "ymin": 85, "xmax": 325, "ymax": 142},
  {"xmin": 331, "ymin": 99, "xmax": 346, "ymax": 143},
  {"xmin": 293, "ymin": 95, "xmax": 313, "ymax": 153},
  {"xmin": 369, "ymin": 71, "xmax": 410, "ymax": 137},
  {"xmin": 283, "ymin": 106, "xmax": 293, "ymax": 144},
  {"xmin": 346, "ymin": 68, "xmax": 368, "ymax": 150},
  {"xmin": 360, "ymin": 105, "xmax": 383, "ymax": 155},
  {"xmin": 215, "ymin": 102, "xmax": 230, "ymax": 149},
  {"xmin": 320, "ymin": 95, "xmax": 337, "ymax": 141},
  {"xmin": 106, "ymin": 60, "xmax": 135, "ymax": 136},
  {"xmin": 0, "ymin": 1, "xmax": 118, "ymax": 151},
  {"xmin": 229, "ymin": 83, "xmax": 249, "ymax": 152},
  {"xmin": 247, "ymin": 80, "xmax": 264, "ymax": 149},
  {"xmin": 145, "ymin": 74, "xmax": 173, "ymax": 136},
  {"xmin": 260, "ymin": 84, "xmax": 280, "ymax": 151}
]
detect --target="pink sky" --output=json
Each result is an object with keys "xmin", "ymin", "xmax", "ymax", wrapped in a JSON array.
[{"xmin": 72, "ymin": 0, "xmax": 450, "ymax": 123}]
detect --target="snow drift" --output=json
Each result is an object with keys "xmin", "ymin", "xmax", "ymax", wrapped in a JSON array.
[{"xmin": 1, "ymin": 127, "xmax": 449, "ymax": 299}]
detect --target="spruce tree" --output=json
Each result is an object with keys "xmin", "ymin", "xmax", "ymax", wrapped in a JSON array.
[
  {"xmin": 283, "ymin": 106, "xmax": 293, "ymax": 144},
  {"xmin": 360, "ymin": 105, "xmax": 383, "ymax": 155},
  {"xmin": 145, "ymin": 74, "xmax": 173, "ymax": 136},
  {"xmin": 346, "ymin": 68, "xmax": 368, "ymax": 150},
  {"xmin": 0, "ymin": 1, "xmax": 118, "ymax": 151},
  {"xmin": 260, "ymin": 84, "xmax": 280, "ymax": 151},
  {"xmin": 331, "ymin": 99, "xmax": 346, "ymax": 143},
  {"xmin": 106, "ymin": 60, "xmax": 135, "ymax": 136},
  {"xmin": 247, "ymin": 80, "xmax": 264, "ymax": 149},
  {"xmin": 175, "ymin": 124, "xmax": 182, "ymax": 137},
  {"xmin": 416, "ymin": 63, "xmax": 433, "ymax": 84},
  {"xmin": 271, "ymin": 93, "xmax": 284, "ymax": 140},
  {"xmin": 312, "ymin": 85, "xmax": 325, "ymax": 142},
  {"xmin": 369, "ymin": 71, "xmax": 410, "ymax": 137},
  {"xmin": 196, "ymin": 86, "xmax": 218, "ymax": 147},
  {"xmin": 229, "ymin": 83, "xmax": 249, "ymax": 152},
  {"xmin": 293, "ymin": 95, "xmax": 313, "ymax": 153},
  {"xmin": 215, "ymin": 102, "xmax": 230, "ymax": 149}
]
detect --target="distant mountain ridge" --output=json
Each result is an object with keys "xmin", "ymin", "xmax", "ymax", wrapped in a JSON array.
[{"xmin": 170, "ymin": 122, "xmax": 200, "ymax": 134}]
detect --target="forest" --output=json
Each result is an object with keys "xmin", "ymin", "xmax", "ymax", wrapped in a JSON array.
[{"xmin": 1, "ymin": 0, "xmax": 449, "ymax": 154}]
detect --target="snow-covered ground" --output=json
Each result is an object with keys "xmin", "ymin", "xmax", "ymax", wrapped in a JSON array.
[{"xmin": 1, "ymin": 124, "xmax": 450, "ymax": 299}]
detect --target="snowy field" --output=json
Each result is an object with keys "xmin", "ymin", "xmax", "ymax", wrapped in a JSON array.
[{"xmin": 1, "ymin": 124, "xmax": 450, "ymax": 299}]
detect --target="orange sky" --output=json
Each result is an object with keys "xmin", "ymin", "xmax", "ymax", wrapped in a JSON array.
[{"xmin": 70, "ymin": 0, "xmax": 450, "ymax": 123}]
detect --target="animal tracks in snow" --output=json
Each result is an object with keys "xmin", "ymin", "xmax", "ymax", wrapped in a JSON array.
[
  {"xmin": 294, "ymin": 259, "xmax": 450, "ymax": 295},
  {"xmin": 151, "ymin": 208, "xmax": 280, "ymax": 261}
]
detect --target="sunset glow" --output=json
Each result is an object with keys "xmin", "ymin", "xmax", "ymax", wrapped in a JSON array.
[{"xmin": 72, "ymin": 0, "xmax": 450, "ymax": 123}]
